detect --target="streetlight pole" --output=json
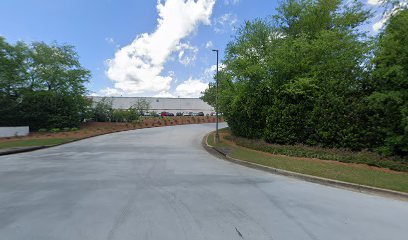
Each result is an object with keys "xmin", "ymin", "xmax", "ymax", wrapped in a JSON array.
[{"xmin": 212, "ymin": 49, "xmax": 220, "ymax": 143}]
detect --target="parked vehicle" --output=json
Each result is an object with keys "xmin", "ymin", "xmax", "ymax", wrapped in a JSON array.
[
  {"xmin": 183, "ymin": 112, "xmax": 191, "ymax": 116},
  {"xmin": 160, "ymin": 112, "xmax": 168, "ymax": 117},
  {"xmin": 197, "ymin": 112, "xmax": 204, "ymax": 116},
  {"xmin": 176, "ymin": 112, "xmax": 183, "ymax": 116},
  {"xmin": 168, "ymin": 112, "xmax": 174, "ymax": 116}
]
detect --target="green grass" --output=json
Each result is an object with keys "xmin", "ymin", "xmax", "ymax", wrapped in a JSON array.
[
  {"xmin": 207, "ymin": 132, "xmax": 408, "ymax": 193},
  {"xmin": 225, "ymin": 135, "xmax": 408, "ymax": 172},
  {"xmin": 0, "ymin": 138, "xmax": 76, "ymax": 149},
  {"xmin": 207, "ymin": 132, "xmax": 230, "ymax": 148}
]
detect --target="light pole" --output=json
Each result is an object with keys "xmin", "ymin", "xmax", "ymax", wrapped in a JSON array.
[{"xmin": 212, "ymin": 49, "xmax": 220, "ymax": 143}]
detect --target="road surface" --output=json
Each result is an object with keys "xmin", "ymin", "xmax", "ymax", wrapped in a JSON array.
[{"xmin": 0, "ymin": 123, "xmax": 407, "ymax": 240}]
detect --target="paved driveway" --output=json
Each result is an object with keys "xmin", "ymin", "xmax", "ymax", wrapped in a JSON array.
[{"xmin": 0, "ymin": 123, "xmax": 407, "ymax": 240}]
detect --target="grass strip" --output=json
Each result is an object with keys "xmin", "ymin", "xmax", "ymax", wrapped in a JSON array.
[
  {"xmin": 0, "ymin": 138, "xmax": 76, "ymax": 149},
  {"xmin": 208, "ymin": 132, "xmax": 408, "ymax": 193},
  {"xmin": 225, "ymin": 135, "xmax": 408, "ymax": 172}
]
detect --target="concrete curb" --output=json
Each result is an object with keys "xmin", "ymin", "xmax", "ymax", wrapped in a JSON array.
[
  {"xmin": 202, "ymin": 133, "xmax": 408, "ymax": 202},
  {"xmin": 0, "ymin": 146, "xmax": 49, "ymax": 156}
]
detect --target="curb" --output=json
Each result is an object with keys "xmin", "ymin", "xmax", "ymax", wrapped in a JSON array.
[
  {"xmin": 0, "ymin": 146, "xmax": 49, "ymax": 156},
  {"xmin": 202, "ymin": 133, "xmax": 408, "ymax": 202}
]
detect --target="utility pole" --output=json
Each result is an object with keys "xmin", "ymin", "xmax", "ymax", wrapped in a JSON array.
[{"xmin": 212, "ymin": 49, "xmax": 220, "ymax": 143}]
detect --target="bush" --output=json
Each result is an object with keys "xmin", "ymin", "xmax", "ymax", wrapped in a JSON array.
[
  {"xmin": 50, "ymin": 128, "xmax": 61, "ymax": 133},
  {"xmin": 62, "ymin": 127, "xmax": 71, "ymax": 132},
  {"xmin": 38, "ymin": 128, "xmax": 47, "ymax": 132},
  {"xmin": 70, "ymin": 127, "xmax": 79, "ymax": 131}
]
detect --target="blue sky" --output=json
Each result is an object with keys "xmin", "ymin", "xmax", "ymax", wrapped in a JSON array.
[{"xmin": 0, "ymin": 0, "xmax": 385, "ymax": 97}]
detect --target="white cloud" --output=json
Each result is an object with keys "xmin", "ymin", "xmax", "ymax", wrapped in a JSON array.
[
  {"xmin": 175, "ymin": 78, "xmax": 209, "ymax": 97},
  {"xmin": 370, "ymin": 0, "xmax": 408, "ymax": 32},
  {"xmin": 105, "ymin": 37, "xmax": 115, "ymax": 44},
  {"xmin": 214, "ymin": 13, "xmax": 238, "ymax": 33},
  {"xmin": 367, "ymin": 0, "xmax": 382, "ymax": 5},
  {"xmin": 224, "ymin": 0, "xmax": 239, "ymax": 5},
  {"xmin": 373, "ymin": 17, "xmax": 386, "ymax": 31},
  {"xmin": 99, "ymin": 87, "xmax": 125, "ymax": 96},
  {"xmin": 154, "ymin": 91, "xmax": 175, "ymax": 97},
  {"xmin": 104, "ymin": 0, "xmax": 216, "ymax": 96},
  {"xmin": 176, "ymin": 42, "xmax": 199, "ymax": 66},
  {"xmin": 172, "ymin": 64, "xmax": 225, "ymax": 98},
  {"xmin": 205, "ymin": 40, "xmax": 214, "ymax": 48}
]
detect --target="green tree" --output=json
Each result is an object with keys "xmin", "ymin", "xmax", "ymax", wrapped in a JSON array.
[
  {"xmin": 202, "ymin": 0, "xmax": 375, "ymax": 149},
  {"xmin": 0, "ymin": 38, "xmax": 91, "ymax": 129},
  {"xmin": 133, "ymin": 98, "xmax": 151, "ymax": 115},
  {"xmin": 369, "ymin": 9, "xmax": 408, "ymax": 155},
  {"xmin": 93, "ymin": 97, "xmax": 113, "ymax": 122}
]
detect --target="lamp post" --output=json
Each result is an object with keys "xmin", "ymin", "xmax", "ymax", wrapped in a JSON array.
[{"xmin": 212, "ymin": 49, "xmax": 220, "ymax": 143}]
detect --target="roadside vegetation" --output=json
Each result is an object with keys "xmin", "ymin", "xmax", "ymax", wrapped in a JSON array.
[
  {"xmin": 207, "ymin": 130, "xmax": 408, "ymax": 193},
  {"xmin": 202, "ymin": 0, "xmax": 408, "ymax": 162},
  {"xmin": 226, "ymin": 135, "xmax": 408, "ymax": 172}
]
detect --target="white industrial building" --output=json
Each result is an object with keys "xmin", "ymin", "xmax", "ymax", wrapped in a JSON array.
[{"xmin": 91, "ymin": 97, "xmax": 214, "ymax": 115}]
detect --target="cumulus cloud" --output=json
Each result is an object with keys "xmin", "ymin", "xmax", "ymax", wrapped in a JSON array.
[
  {"xmin": 214, "ymin": 13, "xmax": 238, "ymax": 33},
  {"xmin": 370, "ymin": 0, "xmax": 408, "ymax": 32},
  {"xmin": 105, "ymin": 37, "xmax": 115, "ymax": 44},
  {"xmin": 205, "ymin": 40, "xmax": 214, "ymax": 48},
  {"xmin": 176, "ymin": 42, "xmax": 199, "ymax": 66},
  {"xmin": 99, "ymin": 87, "xmax": 125, "ymax": 97},
  {"xmin": 175, "ymin": 78, "xmax": 209, "ymax": 97},
  {"xmin": 104, "ymin": 0, "xmax": 216, "ymax": 96},
  {"xmin": 154, "ymin": 91, "xmax": 175, "ymax": 97},
  {"xmin": 172, "ymin": 63, "xmax": 226, "ymax": 98},
  {"xmin": 367, "ymin": 0, "xmax": 382, "ymax": 5}
]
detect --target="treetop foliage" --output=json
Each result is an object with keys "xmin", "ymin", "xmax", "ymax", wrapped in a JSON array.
[
  {"xmin": 0, "ymin": 38, "xmax": 91, "ymax": 129},
  {"xmin": 201, "ymin": 0, "xmax": 408, "ymax": 157}
]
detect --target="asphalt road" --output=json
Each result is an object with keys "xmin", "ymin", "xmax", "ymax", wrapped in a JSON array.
[{"xmin": 0, "ymin": 123, "xmax": 407, "ymax": 240}]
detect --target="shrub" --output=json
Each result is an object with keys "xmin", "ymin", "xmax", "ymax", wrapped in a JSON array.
[
  {"xmin": 50, "ymin": 128, "xmax": 61, "ymax": 133},
  {"xmin": 38, "ymin": 128, "xmax": 47, "ymax": 132},
  {"xmin": 70, "ymin": 127, "xmax": 79, "ymax": 131},
  {"xmin": 63, "ymin": 127, "xmax": 71, "ymax": 132}
]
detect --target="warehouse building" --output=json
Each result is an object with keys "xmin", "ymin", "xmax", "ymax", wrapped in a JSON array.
[{"xmin": 91, "ymin": 96, "xmax": 214, "ymax": 115}]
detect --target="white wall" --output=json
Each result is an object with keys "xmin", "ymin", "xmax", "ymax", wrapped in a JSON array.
[
  {"xmin": 91, "ymin": 97, "xmax": 215, "ymax": 114},
  {"xmin": 0, "ymin": 127, "xmax": 29, "ymax": 138}
]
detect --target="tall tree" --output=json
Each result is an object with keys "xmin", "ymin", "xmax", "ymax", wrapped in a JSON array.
[
  {"xmin": 0, "ymin": 38, "xmax": 91, "ymax": 129},
  {"xmin": 369, "ymin": 9, "xmax": 408, "ymax": 155},
  {"xmin": 202, "ymin": 0, "xmax": 376, "ymax": 150}
]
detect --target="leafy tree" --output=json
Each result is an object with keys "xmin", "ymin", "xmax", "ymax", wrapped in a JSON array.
[
  {"xmin": 133, "ymin": 98, "xmax": 151, "ymax": 115},
  {"xmin": 0, "ymin": 38, "xmax": 30, "ymax": 126},
  {"xmin": 202, "ymin": 0, "xmax": 380, "ymax": 151},
  {"xmin": 369, "ymin": 9, "xmax": 408, "ymax": 155},
  {"xmin": 0, "ymin": 38, "xmax": 91, "ymax": 129},
  {"xmin": 93, "ymin": 97, "xmax": 113, "ymax": 122}
]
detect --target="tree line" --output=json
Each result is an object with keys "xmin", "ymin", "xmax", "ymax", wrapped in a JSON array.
[
  {"xmin": 0, "ymin": 39, "xmax": 152, "ymax": 129},
  {"xmin": 0, "ymin": 38, "xmax": 91, "ymax": 130},
  {"xmin": 201, "ymin": 0, "xmax": 408, "ymax": 157}
]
